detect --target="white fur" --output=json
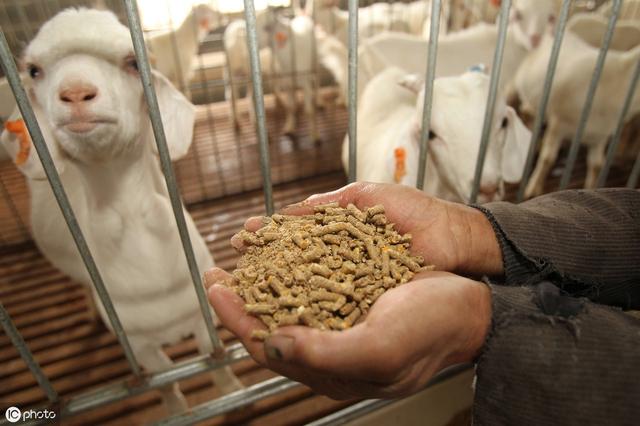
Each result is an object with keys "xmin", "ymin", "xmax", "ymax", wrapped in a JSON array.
[
  {"xmin": 268, "ymin": 14, "xmax": 320, "ymax": 140},
  {"xmin": 342, "ymin": 67, "xmax": 531, "ymax": 203},
  {"xmin": 516, "ymin": 13, "xmax": 640, "ymax": 197},
  {"xmin": 1, "ymin": 8, "xmax": 241, "ymax": 414},
  {"xmin": 223, "ymin": 9, "xmax": 273, "ymax": 130},
  {"xmin": 146, "ymin": 4, "xmax": 222, "ymax": 99},
  {"xmin": 309, "ymin": 0, "xmax": 448, "ymax": 46}
]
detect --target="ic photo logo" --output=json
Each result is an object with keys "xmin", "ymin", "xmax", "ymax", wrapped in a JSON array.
[
  {"xmin": 4, "ymin": 406, "xmax": 57, "ymax": 423},
  {"xmin": 4, "ymin": 406, "xmax": 20, "ymax": 423}
]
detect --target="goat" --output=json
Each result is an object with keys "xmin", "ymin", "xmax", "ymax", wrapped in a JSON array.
[
  {"xmin": 0, "ymin": 8, "xmax": 243, "ymax": 414},
  {"xmin": 146, "ymin": 4, "xmax": 222, "ymax": 99},
  {"xmin": 515, "ymin": 13, "xmax": 640, "ymax": 197},
  {"xmin": 342, "ymin": 66, "xmax": 531, "ymax": 203}
]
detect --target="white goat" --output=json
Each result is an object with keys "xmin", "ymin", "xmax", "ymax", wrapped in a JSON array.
[
  {"xmin": 515, "ymin": 13, "xmax": 640, "ymax": 197},
  {"xmin": 268, "ymin": 14, "xmax": 320, "ymax": 140},
  {"xmin": 342, "ymin": 67, "xmax": 531, "ymax": 203},
  {"xmin": 223, "ymin": 8, "xmax": 274, "ymax": 130},
  {"xmin": 309, "ymin": 0, "xmax": 448, "ymax": 46},
  {"xmin": 0, "ymin": 8, "xmax": 242, "ymax": 414},
  {"xmin": 349, "ymin": 0, "xmax": 559, "ymax": 104},
  {"xmin": 146, "ymin": 4, "xmax": 222, "ymax": 99}
]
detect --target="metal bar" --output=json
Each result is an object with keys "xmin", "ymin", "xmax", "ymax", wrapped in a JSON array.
[
  {"xmin": 243, "ymin": 0, "xmax": 274, "ymax": 215},
  {"xmin": 122, "ymin": 0, "xmax": 224, "ymax": 353},
  {"xmin": 416, "ymin": 0, "xmax": 442, "ymax": 190},
  {"xmin": 347, "ymin": 0, "xmax": 358, "ymax": 183},
  {"xmin": 596, "ymin": 57, "xmax": 640, "ymax": 187},
  {"xmin": 628, "ymin": 149, "xmax": 640, "ymax": 188},
  {"xmin": 154, "ymin": 376, "xmax": 299, "ymax": 426},
  {"xmin": 60, "ymin": 343, "xmax": 248, "ymax": 418},
  {"xmin": 559, "ymin": 0, "xmax": 622, "ymax": 190},
  {"xmin": 469, "ymin": 0, "xmax": 511, "ymax": 203},
  {"xmin": 516, "ymin": 0, "xmax": 572, "ymax": 202},
  {"xmin": 0, "ymin": 301, "xmax": 58, "ymax": 403},
  {"xmin": 191, "ymin": 6, "xmax": 228, "ymax": 197},
  {"xmin": 0, "ymin": 24, "xmax": 141, "ymax": 376},
  {"xmin": 307, "ymin": 364, "xmax": 473, "ymax": 425}
]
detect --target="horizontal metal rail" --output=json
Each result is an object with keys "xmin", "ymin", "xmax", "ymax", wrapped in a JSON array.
[
  {"xmin": 154, "ymin": 376, "xmax": 300, "ymax": 426},
  {"xmin": 469, "ymin": 0, "xmax": 511, "ymax": 203},
  {"xmin": 123, "ymin": 0, "xmax": 224, "ymax": 354},
  {"xmin": 0, "ymin": 22, "xmax": 141, "ymax": 377},
  {"xmin": 559, "ymin": 0, "xmax": 621, "ymax": 190},
  {"xmin": 0, "ymin": 344, "xmax": 249, "ymax": 426},
  {"xmin": 307, "ymin": 364, "xmax": 472, "ymax": 426}
]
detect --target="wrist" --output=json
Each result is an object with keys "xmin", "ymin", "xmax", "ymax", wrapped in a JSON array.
[{"xmin": 454, "ymin": 205, "xmax": 504, "ymax": 277}]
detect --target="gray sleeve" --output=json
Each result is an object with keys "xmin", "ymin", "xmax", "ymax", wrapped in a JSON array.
[
  {"xmin": 474, "ymin": 189, "xmax": 640, "ymax": 310},
  {"xmin": 473, "ymin": 282, "xmax": 640, "ymax": 426}
]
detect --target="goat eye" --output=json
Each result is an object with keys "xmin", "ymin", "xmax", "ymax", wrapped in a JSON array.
[
  {"xmin": 27, "ymin": 64, "xmax": 42, "ymax": 79},
  {"xmin": 124, "ymin": 57, "xmax": 139, "ymax": 73},
  {"xmin": 428, "ymin": 130, "xmax": 437, "ymax": 140},
  {"xmin": 501, "ymin": 117, "xmax": 509, "ymax": 129}
]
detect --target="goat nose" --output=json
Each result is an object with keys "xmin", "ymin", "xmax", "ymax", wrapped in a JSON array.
[
  {"xmin": 530, "ymin": 34, "xmax": 542, "ymax": 48},
  {"xmin": 59, "ymin": 84, "xmax": 98, "ymax": 104}
]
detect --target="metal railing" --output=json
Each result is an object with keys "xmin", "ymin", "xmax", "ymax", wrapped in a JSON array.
[{"xmin": 0, "ymin": 0, "xmax": 639, "ymax": 425}]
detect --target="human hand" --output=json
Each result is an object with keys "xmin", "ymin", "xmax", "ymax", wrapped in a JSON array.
[
  {"xmin": 234, "ymin": 182, "xmax": 503, "ymax": 277},
  {"xmin": 205, "ymin": 268, "xmax": 492, "ymax": 400}
]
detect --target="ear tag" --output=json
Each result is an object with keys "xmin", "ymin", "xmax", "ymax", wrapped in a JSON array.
[
  {"xmin": 199, "ymin": 18, "xmax": 210, "ymax": 31},
  {"xmin": 275, "ymin": 31, "xmax": 288, "ymax": 48},
  {"xmin": 5, "ymin": 119, "xmax": 31, "ymax": 166},
  {"xmin": 490, "ymin": 0, "xmax": 501, "ymax": 7},
  {"xmin": 394, "ymin": 147, "xmax": 407, "ymax": 184}
]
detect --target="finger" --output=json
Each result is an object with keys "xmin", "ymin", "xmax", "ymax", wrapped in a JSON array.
[
  {"xmin": 203, "ymin": 267, "xmax": 234, "ymax": 290},
  {"xmin": 230, "ymin": 231, "xmax": 249, "ymax": 253},
  {"xmin": 207, "ymin": 284, "xmax": 268, "ymax": 365},
  {"xmin": 244, "ymin": 216, "xmax": 266, "ymax": 232}
]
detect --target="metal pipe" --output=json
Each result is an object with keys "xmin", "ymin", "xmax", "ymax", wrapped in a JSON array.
[
  {"xmin": 154, "ymin": 376, "xmax": 299, "ymax": 426},
  {"xmin": 469, "ymin": 0, "xmax": 511, "ymax": 203},
  {"xmin": 122, "ymin": 0, "xmax": 224, "ymax": 353},
  {"xmin": 0, "ymin": 24, "xmax": 141, "ymax": 376},
  {"xmin": 628, "ymin": 149, "xmax": 640, "ymax": 188},
  {"xmin": 416, "ymin": 0, "xmax": 442, "ymax": 190},
  {"xmin": 190, "ymin": 4, "xmax": 228, "ymax": 197},
  {"xmin": 61, "ymin": 343, "xmax": 248, "ymax": 418},
  {"xmin": 307, "ymin": 364, "xmax": 473, "ymax": 426},
  {"xmin": 347, "ymin": 0, "xmax": 358, "ymax": 183},
  {"xmin": 596, "ymin": 57, "xmax": 640, "ymax": 187},
  {"xmin": 516, "ymin": 0, "xmax": 573, "ymax": 202},
  {"xmin": 243, "ymin": 0, "xmax": 274, "ymax": 215},
  {"xmin": 559, "ymin": 0, "xmax": 622, "ymax": 190},
  {"xmin": 0, "ymin": 301, "xmax": 58, "ymax": 403}
]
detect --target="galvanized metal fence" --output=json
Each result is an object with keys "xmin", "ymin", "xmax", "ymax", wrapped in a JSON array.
[{"xmin": 0, "ymin": 0, "xmax": 639, "ymax": 424}]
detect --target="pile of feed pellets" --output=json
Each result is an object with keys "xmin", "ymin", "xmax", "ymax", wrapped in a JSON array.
[{"xmin": 230, "ymin": 203, "xmax": 432, "ymax": 340}]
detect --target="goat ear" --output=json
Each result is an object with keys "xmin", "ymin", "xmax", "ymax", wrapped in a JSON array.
[
  {"xmin": 1, "ymin": 103, "xmax": 67, "ymax": 180},
  {"xmin": 151, "ymin": 69, "xmax": 195, "ymax": 161},
  {"xmin": 501, "ymin": 106, "xmax": 532, "ymax": 183},
  {"xmin": 397, "ymin": 74, "xmax": 423, "ymax": 94}
]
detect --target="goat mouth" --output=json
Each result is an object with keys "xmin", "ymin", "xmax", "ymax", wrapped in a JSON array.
[{"xmin": 61, "ymin": 119, "xmax": 116, "ymax": 134}]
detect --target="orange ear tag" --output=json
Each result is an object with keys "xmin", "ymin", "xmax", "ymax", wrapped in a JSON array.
[
  {"xmin": 4, "ymin": 119, "xmax": 30, "ymax": 166},
  {"xmin": 275, "ymin": 31, "xmax": 288, "ymax": 48},
  {"xmin": 490, "ymin": 0, "xmax": 501, "ymax": 7},
  {"xmin": 394, "ymin": 147, "xmax": 406, "ymax": 184},
  {"xmin": 199, "ymin": 18, "xmax": 210, "ymax": 31}
]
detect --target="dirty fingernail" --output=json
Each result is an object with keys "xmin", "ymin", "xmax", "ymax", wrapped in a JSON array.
[{"xmin": 264, "ymin": 335, "xmax": 295, "ymax": 361}]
